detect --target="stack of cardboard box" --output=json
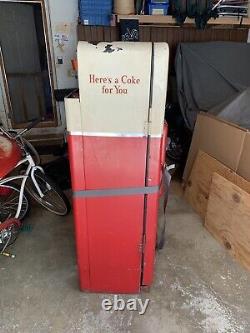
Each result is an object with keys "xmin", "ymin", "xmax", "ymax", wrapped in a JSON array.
[{"xmin": 183, "ymin": 113, "xmax": 250, "ymax": 271}]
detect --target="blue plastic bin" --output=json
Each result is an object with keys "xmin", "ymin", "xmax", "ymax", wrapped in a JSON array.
[
  {"xmin": 80, "ymin": 14, "xmax": 112, "ymax": 26},
  {"xmin": 149, "ymin": 0, "xmax": 169, "ymax": 3},
  {"xmin": 79, "ymin": 0, "xmax": 113, "ymax": 26},
  {"xmin": 147, "ymin": 2, "xmax": 169, "ymax": 15}
]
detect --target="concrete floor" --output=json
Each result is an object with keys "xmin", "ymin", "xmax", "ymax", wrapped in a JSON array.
[{"xmin": 1, "ymin": 182, "xmax": 250, "ymax": 333}]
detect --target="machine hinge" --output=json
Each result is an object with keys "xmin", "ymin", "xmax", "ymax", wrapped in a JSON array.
[
  {"xmin": 139, "ymin": 234, "xmax": 146, "ymax": 254},
  {"xmin": 144, "ymin": 118, "xmax": 152, "ymax": 135}
]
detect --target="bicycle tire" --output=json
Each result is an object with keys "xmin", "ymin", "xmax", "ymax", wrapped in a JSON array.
[
  {"xmin": 26, "ymin": 170, "xmax": 70, "ymax": 216},
  {"xmin": 0, "ymin": 183, "xmax": 30, "ymax": 221},
  {"xmin": 0, "ymin": 219, "xmax": 21, "ymax": 252}
]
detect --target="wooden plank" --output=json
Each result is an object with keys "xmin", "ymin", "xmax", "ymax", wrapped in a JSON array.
[
  {"xmin": 96, "ymin": 27, "xmax": 105, "ymax": 42},
  {"xmin": 184, "ymin": 150, "xmax": 250, "ymax": 219},
  {"xmin": 78, "ymin": 24, "xmax": 87, "ymax": 40},
  {"xmin": 77, "ymin": 25, "xmax": 248, "ymax": 70},
  {"xmin": 103, "ymin": 26, "xmax": 112, "ymax": 41},
  {"xmin": 116, "ymin": 14, "xmax": 250, "ymax": 26},
  {"xmin": 139, "ymin": 26, "xmax": 151, "ymax": 41},
  {"xmin": 205, "ymin": 173, "xmax": 250, "ymax": 271},
  {"xmin": 90, "ymin": 26, "xmax": 99, "ymax": 42},
  {"xmin": 110, "ymin": 26, "xmax": 119, "ymax": 41},
  {"xmin": 77, "ymin": 25, "xmax": 248, "ymax": 47}
]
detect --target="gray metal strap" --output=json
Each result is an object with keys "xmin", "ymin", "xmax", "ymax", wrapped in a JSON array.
[{"xmin": 73, "ymin": 186, "xmax": 159, "ymax": 198}]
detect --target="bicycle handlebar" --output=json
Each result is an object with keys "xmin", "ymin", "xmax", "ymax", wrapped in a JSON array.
[
  {"xmin": 26, "ymin": 118, "xmax": 41, "ymax": 131},
  {"xmin": 0, "ymin": 118, "xmax": 42, "ymax": 140},
  {"xmin": 0, "ymin": 124, "xmax": 14, "ymax": 139}
]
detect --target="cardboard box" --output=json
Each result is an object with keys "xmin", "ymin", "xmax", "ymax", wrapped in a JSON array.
[{"xmin": 183, "ymin": 112, "xmax": 250, "ymax": 183}]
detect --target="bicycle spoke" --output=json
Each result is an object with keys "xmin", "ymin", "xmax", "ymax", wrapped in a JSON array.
[
  {"xmin": 0, "ymin": 184, "xmax": 29, "ymax": 220},
  {"xmin": 27, "ymin": 172, "xmax": 69, "ymax": 216}
]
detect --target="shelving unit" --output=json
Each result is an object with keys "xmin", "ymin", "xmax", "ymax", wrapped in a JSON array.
[
  {"xmin": 116, "ymin": 14, "xmax": 250, "ymax": 27},
  {"xmin": 78, "ymin": 14, "xmax": 249, "ymax": 68}
]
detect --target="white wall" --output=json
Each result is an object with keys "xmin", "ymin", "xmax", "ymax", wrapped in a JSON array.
[
  {"xmin": 0, "ymin": 0, "xmax": 79, "ymax": 133},
  {"xmin": 47, "ymin": 0, "xmax": 78, "ymax": 90}
]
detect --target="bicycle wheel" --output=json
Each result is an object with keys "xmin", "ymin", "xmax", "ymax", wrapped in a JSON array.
[
  {"xmin": 26, "ymin": 170, "xmax": 70, "ymax": 216},
  {"xmin": 0, "ymin": 183, "xmax": 30, "ymax": 221},
  {"xmin": 0, "ymin": 219, "xmax": 21, "ymax": 252}
]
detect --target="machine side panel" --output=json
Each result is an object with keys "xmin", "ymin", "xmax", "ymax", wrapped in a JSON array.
[
  {"xmin": 79, "ymin": 136, "xmax": 148, "ymax": 293},
  {"xmin": 142, "ymin": 134, "xmax": 167, "ymax": 286},
  {"xmin": 83, "ymin": 136, "xmax": 148, "ymax": 189},
  {"xmin": 67, "ymin": 135, "xmax": 91, "ymax": 290},
  {"xmin": 86, "ymin": 195, "xmax": 145, "ymax": 293},
  {"xmin": 142, "ymin": 193, "xmax": 159, "ymax": 286}
]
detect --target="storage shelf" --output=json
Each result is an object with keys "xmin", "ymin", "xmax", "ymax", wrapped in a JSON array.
[
  {"xmin": 77, "ymin": 24, "xmax": 248, "ymax": 69},
  {"xmin": 116, "ymin": 14, "xmax": 250, "ymax": 26}
]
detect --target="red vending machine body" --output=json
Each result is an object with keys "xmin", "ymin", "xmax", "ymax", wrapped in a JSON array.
[{"xmin": 65, "ymin": 42, "xmax": 169, "ymax": 293}]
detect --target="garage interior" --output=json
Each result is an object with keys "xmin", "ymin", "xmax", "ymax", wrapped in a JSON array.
[{"xmin": 1, "ymin": 1, "xmax": 250, "ymax": 333}]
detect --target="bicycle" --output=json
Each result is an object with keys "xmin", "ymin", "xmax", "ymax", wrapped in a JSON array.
[{"xmin": 0, "ymin": 119, "xmax": 70, "ymax": 256}]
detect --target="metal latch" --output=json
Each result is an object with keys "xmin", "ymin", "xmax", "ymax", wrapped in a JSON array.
[
  {"xmin": 144, "ymin": 119, "xmax": 152, "ymax": 136},
  {"xmin": 139, "ymin": 234, "xmax": 146, "ymax": 254}
]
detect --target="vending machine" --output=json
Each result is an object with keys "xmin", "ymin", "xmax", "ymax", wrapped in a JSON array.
[{"xmin": 65, "ymin": 41, "xmax": 169, "ymax": 293}]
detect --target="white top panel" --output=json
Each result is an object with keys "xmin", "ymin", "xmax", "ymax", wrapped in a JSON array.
[
  {"xmin": 78, "ymin": 42, "xmax": 152, "ymax": 135},
  {"xmin": 69, "ymin": 42, "xmax": 169, "ymax": 136},
  {"xmin": 151, "ymin": 43, "xmax": 169, "ymax": 136}
]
